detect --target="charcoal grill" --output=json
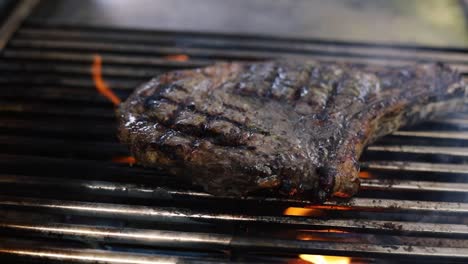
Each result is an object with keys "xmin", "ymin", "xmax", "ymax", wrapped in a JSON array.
[{"xmin": 1, "ymin": 1, "xmax": 468, "ymax": 263}]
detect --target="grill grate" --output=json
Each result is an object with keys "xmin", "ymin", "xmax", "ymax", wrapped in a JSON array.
[{"xmin": 1, "ymin": 5, "xmax": 468, "ymax": 264}]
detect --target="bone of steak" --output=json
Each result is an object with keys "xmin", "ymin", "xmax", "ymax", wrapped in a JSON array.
[{"xmin": 117, "ymin": 60, "xmax": 466, "ymax": 201}]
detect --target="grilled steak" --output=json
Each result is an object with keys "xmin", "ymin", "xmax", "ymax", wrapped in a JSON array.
[{"xmin": 117, "ymin": 60, "xmax": 466, "ymax": 201}]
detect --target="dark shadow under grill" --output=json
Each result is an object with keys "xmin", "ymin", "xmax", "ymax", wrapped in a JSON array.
[{"xmin": 1, "ymin": 2, "xmax": 468, "ymax": 263}]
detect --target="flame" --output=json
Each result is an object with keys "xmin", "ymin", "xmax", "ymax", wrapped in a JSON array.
[
  {"xmin": 296, "ymin": 233, "xmax": 338, "ymax": 242},
  {"xmin": 284, "ymin": 207, "xmax": 324, "ymax": 217},
  {"xmin": 359, "ymin": 171, "xmax": 373, "ymax": 179},
  {"xmin": 164, "ymin": 54, "xmax": 189, "ymax": 62},
  {"xmin": 297, "ymin": 229, "xmax": 351, "ymax": 242},
  {"xmin": 299, "ymin": 255, "xmax": 350, "ymax": 264},
  {"xmin": 92, "ymin": 55, "xmax": 121, "ymax": 106},
  {"xmin": 296, "ymin": 233, "xmax": 321, "ymax": 241},
  {"xmin": 112, "ymin": 156, "xmax": 136, "ymax": 165}
]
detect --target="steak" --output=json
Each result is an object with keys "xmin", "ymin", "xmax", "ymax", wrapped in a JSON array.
[{"xmin": 117, "ymin": 60, "xmax": 466, "ymax": 201}]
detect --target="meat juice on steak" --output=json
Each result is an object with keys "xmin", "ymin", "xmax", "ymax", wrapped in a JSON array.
[{"xmin": 117, "ymin": 60, "xmax": 466, "ymax": 201}]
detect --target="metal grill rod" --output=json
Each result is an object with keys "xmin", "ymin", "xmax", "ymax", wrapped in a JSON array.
[
  {"xmin": 5, "ymin": 47, "xmax": 468, "ymax": 73},
  {"xmin": 391, "ymin": 131, "xmax": 468, "ymax": 140},
  {"xmin": 1, "ymin": 223, "xmax": 468, "ymax": 259},
  {"xmin": 360, "ymin": 179, "xmax": 468, "ymax": 193},
  {"xmin": 3, "ymin": 50, "xmax": 210, "ymax": 67},
  {"xmin": 363, "ymin": 161, "xmax": 468, "ymax": 174},
  {"xmin": 0, "ymin": 222, "xmax": 231, "ymax": 248},
  {"xmin": 1, "ymin": 195, "xmax": 468, "ymax": 225},
  {"xmin": 3, "ymin": 172, "xmax": 468, "ymax": 198},
  {"xmin": 0, "ymin": 61, "xmax": 160, "ymax": 78},
  {"xmin": 366, "ymin": 145, "xmax": 468, "ymax": 157},
  {"xmin": 2, "ymin": 211, "xmax": 468, "ymax": 239},
  {"xmin": 0, "ymin": 243, "xmax": 181, "ymax": 264},
  {"xmin": 15, "ymin": 27, "xmax": 468, "ymax": 63},
  {"xmin": 433, "ymin": 118, "xmax": 468, "ymax": 127}
]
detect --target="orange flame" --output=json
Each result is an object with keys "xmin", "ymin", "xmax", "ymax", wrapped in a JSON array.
[
  {"xmin": 299, "ymin": 255, "xmax": 350, "ymax": 264},
  {"xmin": 297, "ymin": 229, "xmax": 350, "ymax": 242},
  {"xmin": 112, "ymin": 156, "xmax": 136, "ymax": 165},
  {"xmin": 92, "ymin": 55, "xmax": 121, "ymax": 106},
  {"xmin": 359, "ymin": 171, "xmax": 373, "ymax": 179},
  {"xmin": 296, "ymin": 233, "xmax": 343, "ymax": 242},
  {"xmin": 284, "ymin": 207, "xmax": 325, "ymax": 217},
  {"xmin": 164, "ymin": 54, "xmax": 190, "ymax": 62}
]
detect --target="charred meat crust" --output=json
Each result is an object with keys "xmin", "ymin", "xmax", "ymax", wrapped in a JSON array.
[{"xmin": 117, "ymin": 60, "xmax": 466, "ymax": 202}]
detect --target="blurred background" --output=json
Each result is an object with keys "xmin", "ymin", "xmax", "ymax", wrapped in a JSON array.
[{"xmin": 31, "ymin": 0, "xmax": 468, "ymax": 47}]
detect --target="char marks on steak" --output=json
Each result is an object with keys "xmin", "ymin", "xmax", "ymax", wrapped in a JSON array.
[{"xmin": 117, "ymin": 60, "xmax": 466, "ymax": 201}]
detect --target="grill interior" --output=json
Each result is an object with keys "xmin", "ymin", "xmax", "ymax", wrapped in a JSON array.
[{"xmin": 1, "ymin": 2, "xmax": 468, "ymax": 264}]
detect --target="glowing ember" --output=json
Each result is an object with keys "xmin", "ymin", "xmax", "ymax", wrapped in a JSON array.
[
  {"xmin": 112, "ymin": 156, "xmax": 136, "ymax": 165},
  {"xmin": 296, "ymin": 229, "xmax": 358, "ymax": 243},
  {"xmin": 164, "ymin": 54, "xmax": 190, "ymax": 62},
  {"xmin": 299, "ymin": 255, "xmax": 350, "ymax": 264},
  {"xmin": 283, "ymin": 207, "xmax": 324, "ymax": 217},
  {"xmin": 92, "ymin": 55, "xmax": 121, "ymax": 106}
]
